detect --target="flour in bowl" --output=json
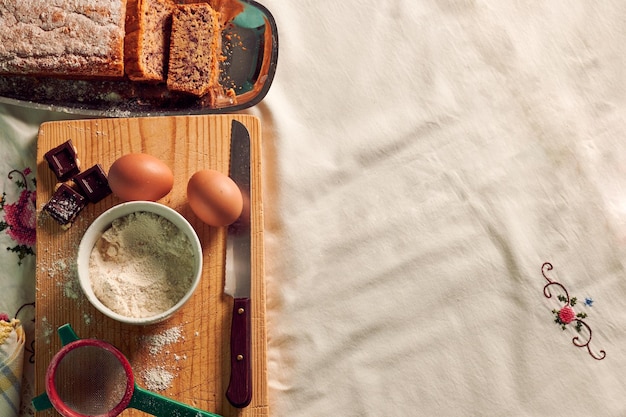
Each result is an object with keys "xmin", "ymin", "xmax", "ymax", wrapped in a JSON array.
[{"xmin": 89, "ymin": 211, "xmax": 195, "ymax": 318}]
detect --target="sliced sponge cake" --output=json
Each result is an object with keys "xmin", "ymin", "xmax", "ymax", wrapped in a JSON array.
[
  {"xmin": 166, "ymin": 3, "xmax": 222, "ymax": 97},
  {"xmin": 125, "ymin": 0, "xmax": 177, "ymax": 82}
]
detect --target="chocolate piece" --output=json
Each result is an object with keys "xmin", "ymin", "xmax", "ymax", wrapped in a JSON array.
[
  {"xmin": 44, "ymin": 140, "xmax": 80, "ymax": 181},
  {"xmin": 43, "ymin": 184, "xmax": 87, "ymax": 227},
  {"xmin": 73, "ymin": 164, "xmax": 112, "ymax": 203}
]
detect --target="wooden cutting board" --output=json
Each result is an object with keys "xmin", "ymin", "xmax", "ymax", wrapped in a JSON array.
[{"xmin": 34, "ymin": 115, "xmax": 267, "ymax": 417}]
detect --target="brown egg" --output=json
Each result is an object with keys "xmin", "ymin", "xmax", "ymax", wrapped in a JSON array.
[
  {"xmin": 108, "ymin": 153, "xmax": 174, "ymax": 202},
  {"xmin": 187, "ymin": 169, "xmax": 243, "ymax": 227}
]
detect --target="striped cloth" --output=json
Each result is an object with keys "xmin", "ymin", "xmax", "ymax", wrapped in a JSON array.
[{"xmin": 0, "ymin": 319, "xmax": 25, "ymax": 417}]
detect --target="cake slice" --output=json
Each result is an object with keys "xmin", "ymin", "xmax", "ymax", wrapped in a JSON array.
[
  {"xmin": 166, "ymin": 3, "xmax": 222, "ymax": 97},
  {"xmin": 125, "ymin": 0, "xmax": 176, "ymax": 82},
  {"xmin": 0, "ymin": 0, "xmax": 127, "ymax": 78}
]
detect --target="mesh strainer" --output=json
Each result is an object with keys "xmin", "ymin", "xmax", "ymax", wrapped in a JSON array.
[{"xmin": 32, "ymin": 324, "xmax": 222, "ymax": 417}]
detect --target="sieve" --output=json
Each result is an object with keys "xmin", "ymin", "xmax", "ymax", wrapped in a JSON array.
[{"xmin": 32, "ymin": 324, "xmax": 222, "ymax": 417}]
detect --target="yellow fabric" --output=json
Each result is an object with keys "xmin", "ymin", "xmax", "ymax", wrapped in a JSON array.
[
  {"xmin": 0, "ymin": 319, "xmax": 25, "ymax": 417},
  {"xmin": 0, "ymin": 320, "xmax": 14, "ymax": 346}
]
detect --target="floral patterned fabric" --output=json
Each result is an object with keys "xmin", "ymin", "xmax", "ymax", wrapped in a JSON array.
[
  {"xmin": 1, "ymin": 168, "xmax": 36, "ymax": 265},
  {"xmin": 0, "ymin": 167, "xmax": 36, "ymax": 416},
  {"xmin": 0, "ymin": 103, "xmax": 76, "ymax": 416}
]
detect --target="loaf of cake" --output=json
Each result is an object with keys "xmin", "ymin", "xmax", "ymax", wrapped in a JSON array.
[
  {"xmin": 166, "ymin": 3, "xmax": 222, "ymax": 97},
  {"xmin": 125, "ymin": 0, "xmax": 176, "ymax": 82},
  {"xmin": 0, "ymin": 0, "xmax": 127, "ymax": 78}
]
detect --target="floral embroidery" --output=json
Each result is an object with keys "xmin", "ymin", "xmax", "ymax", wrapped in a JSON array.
[
  {"xmin": 552, "ymin": 296, "xmax": 587, "ymax": 330},
  {"xmin": 0, "ymin": 168, "xmax": 36, "ymax": 265},
  {"xmin": 557, "ymin": 304, "xmax": 577, "ymax": 325},
  {"xmin": 542, "ymin": 262, "xmax": 606, "ymax": 360}
]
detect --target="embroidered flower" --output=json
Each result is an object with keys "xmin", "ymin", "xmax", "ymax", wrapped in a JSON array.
[
  {"xmin": 551, "ymin": 295, "xmax": 588, "ymax": 331},
  {"xmin": 542, "ymin": 262, "xmax": 605, "ymax": 360},
  {"xmin": 558, "ymin": 306, "xmax": 576, "ymax": 324},
  {"xmin": 4, "ymin": 188, "xmax": 36, "ymax": 246},
  {"xmin": 0, "ymin": 169, "xmax": 36, "ymax": 265}
]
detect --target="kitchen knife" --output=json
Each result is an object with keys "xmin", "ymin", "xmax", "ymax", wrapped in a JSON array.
[{"xmin": 224, "ymin": 119, "xmax": 253, "ymax": 408}]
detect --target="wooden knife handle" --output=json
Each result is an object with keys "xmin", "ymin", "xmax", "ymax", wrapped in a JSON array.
[{"xmin": 226, "ymin": 297, "xmax": 252, "ymax": 408}]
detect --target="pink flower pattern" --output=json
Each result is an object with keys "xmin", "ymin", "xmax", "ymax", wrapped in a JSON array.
[
  {"xmin": 1, "ymin": 168, "xmax": 36, "ymax": 265},
  {"xmin": 558, "ymin": 306, "xmax": 576, "ymax": 324},
  {"xmin": 4, "ymin": 187, "xmax": 36, "ymax": 246},
  {"xmin": 542, "ymin": 262, "xmax": 605, "ymax": 360}
]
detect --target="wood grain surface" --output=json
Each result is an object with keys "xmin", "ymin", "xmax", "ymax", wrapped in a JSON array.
[{"xmin": 34, "ymin": 114, "xmax": 267, "ymax": 417}]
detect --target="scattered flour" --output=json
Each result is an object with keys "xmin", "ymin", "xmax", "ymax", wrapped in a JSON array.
[
  {"xmin": 142, "ymin": 366, "xmax": 175, "ymax": 391},
  {"xmin": 143, "ymin": 325, "xmax": 183, "ymax": 355},
  {"xmin": 61, "ymin": 278, "xmax": 80, "ymax": 300},
  {"xmin": 42, "ymin": 251, "xmax": 92, "ymax": 326},
  {"xmin": 39, "ymin": 316, "xmax": 53, "ymax": 345},
  {"xmin": 139, "ymin": 325, "xmax": 187, "ymax": 391}
]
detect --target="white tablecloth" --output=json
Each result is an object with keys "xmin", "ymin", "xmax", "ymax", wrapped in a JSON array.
[{"xmin": 2, "ymin": 1, "xmax": 626, "ymax": 415}]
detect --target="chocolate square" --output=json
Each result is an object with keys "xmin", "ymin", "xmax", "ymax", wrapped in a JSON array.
[
  {"xmin": 73, "ymin": 164, "xmax": 112, "ymax": 203},
  {"xmin": 44, "ymin": 139, "xmax": 80, "ymax": 181},
  {"xmin": 43, "ymin": 184, "xmax": 87, "ymax": 227}
]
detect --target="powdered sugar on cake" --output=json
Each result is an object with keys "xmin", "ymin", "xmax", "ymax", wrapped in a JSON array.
[{"xmin": 0, "ymin": 0, "xmax": 126, "ymax": 77}]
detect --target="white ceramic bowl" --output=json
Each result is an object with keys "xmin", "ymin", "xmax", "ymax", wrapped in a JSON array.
[{"xmin": 77, "ymin": 201, "xmax": 202, "ymax": 325}]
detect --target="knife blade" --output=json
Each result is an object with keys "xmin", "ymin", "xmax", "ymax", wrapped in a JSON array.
[{"xmin": 224, "ymin": 119, "xmax": 253, "ymax": 408}]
